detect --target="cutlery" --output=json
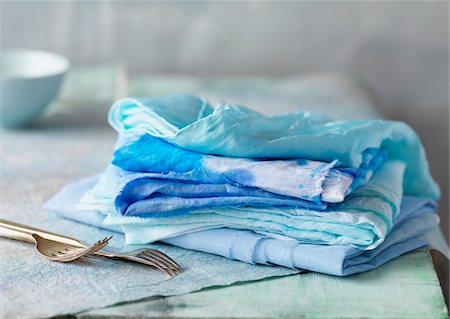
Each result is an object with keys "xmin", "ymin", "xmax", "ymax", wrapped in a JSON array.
[
  {"xmin": 32, "ymin": 233, "xmax": 111, "ymax": 262},
  {"xmin": 0, "ymin": 223, "xmax": 111, "ymax": 262},
  {"xmin": 0, "ymin": 219, "xmax": 181, "ymax": 276}
]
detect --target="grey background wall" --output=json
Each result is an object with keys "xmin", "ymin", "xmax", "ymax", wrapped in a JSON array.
[{"xmin": 1, "ymin": 2, "xmax": 448, "ymax": 238}]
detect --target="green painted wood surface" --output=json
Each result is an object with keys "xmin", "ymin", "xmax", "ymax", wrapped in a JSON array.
[{"xmin": 79, "ymin": 251, "xmax": 447, "ymax": 319}]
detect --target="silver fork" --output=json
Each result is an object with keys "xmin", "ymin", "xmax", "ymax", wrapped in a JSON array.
[
  {"xmin": 0, "ymin": 224, "xmax": 112, "ymax": 262},
  {"xmin": 94, "ymin": 247, "xmax": 182, "ymax": 276},
  {"xmin": 0, "ymin": 219, "xmax": 182, "ymax": 276},
  {"xmin": 32, "ymin": 234, "xmax": 112, "ymax": 262}
]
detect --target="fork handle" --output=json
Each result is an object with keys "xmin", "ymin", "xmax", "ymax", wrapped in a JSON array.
[
  {"xmin": 0, "ymin": 225, "xmax": 36, "ymax": 243},
  {"xmin": 0, "ymin": 219, "xmax": 84, "ymax": 247}
]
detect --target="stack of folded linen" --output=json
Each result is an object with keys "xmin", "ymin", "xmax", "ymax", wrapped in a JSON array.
[{"xmin": 45, "ymin": 94, "xmax": 441, "ymax": 276}]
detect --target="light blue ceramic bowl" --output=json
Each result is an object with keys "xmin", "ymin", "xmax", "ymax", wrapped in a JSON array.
[{"xmin": 0, "ymin": 49, "xmax": 69, "ymax": 127}]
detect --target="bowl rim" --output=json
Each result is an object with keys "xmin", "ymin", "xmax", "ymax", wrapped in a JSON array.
[{"xmin": 0, "ymin": 48, "xmax": 70, "ymax": 80}]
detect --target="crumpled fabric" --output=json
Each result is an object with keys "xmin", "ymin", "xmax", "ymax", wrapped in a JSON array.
[
  {"xmin": 109, "ymin": 95, "xmax": 439, "ymax": 199},
  {"xmin": 45, "ymin": 176, "xmax": 439, "ymax": 276}
]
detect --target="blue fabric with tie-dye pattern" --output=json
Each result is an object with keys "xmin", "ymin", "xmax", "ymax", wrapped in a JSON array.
[{"xmin": 110, "ymin": 133, "xmax": 387, "ymax": 210}]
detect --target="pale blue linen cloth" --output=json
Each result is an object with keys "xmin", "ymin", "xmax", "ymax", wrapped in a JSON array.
[{"xmin": 45, "ymin": 176, "xmax": 439, "ymax": 276}]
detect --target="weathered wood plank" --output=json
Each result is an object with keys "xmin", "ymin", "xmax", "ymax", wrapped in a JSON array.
[{"xmin": 79, "ymin": 251, "xmax": 448, "ymax": 319}]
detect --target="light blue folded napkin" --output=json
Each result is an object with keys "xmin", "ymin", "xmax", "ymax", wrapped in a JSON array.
[
  {"xmin": 109, "ymin": 95, "xmax": 439, "ymax": 199},
  {"xmin": 44, "ymin": 176, "xmax": 439, "ymax": 276}
]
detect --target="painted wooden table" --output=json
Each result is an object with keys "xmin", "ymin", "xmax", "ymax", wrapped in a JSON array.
[
  {"xmin": 79, "ymin": 251, "xmax": 447, "ymax": 319},
  {"xmin": 1, "ymin": 70, "xmax": 447, "ymax": 318}
]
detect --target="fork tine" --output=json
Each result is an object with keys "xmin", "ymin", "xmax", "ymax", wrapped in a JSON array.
[
  {"xmin": 136, "ymin": 252, "xmax": 179, "ymax": 273},
  {"xmin": 85, "ymin": 238, "xmax": 181, "ymax": 275},
  {"xmin": 96, "ymin": 236, "xmax": 112, "ymax": 246},
  {"xmin": 57, "ymin": 236, "xmax": 113, "ymax": 262},
  {"xmin": 135, "ymin": 254, "xmax": 178, "ymax": 276},
  {"xmin": 138, "ymin": 252, "xmax": 179, "ymax": 274},
  {"xmin": 89, "ymin": 236, "xmax": 112, "ymax": 253},
  {"xmin": 140, "ymin": 249, "xmax": 181, "ymax": 271},
  {"xmin": 88, "ymin": 236, "xmax": 112, "ymax": 253},
  {"xmin": 137, "ymin": 250, "xmax": 181, "ymax": 272},
  {"xmin": 98, "ymin": 236, "xmax": 113, "ymax": 247}
]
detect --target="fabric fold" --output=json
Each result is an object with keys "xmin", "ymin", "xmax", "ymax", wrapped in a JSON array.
[
  {"xmin": 74, "ymin": 160, "xmax": 404, "ymax": 249},
  {"xmin": 113, "ymin": 133, "xmax": 387, "ymax": 204}
]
